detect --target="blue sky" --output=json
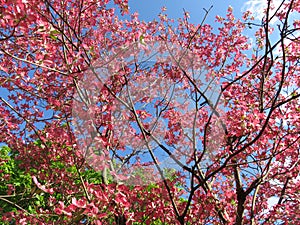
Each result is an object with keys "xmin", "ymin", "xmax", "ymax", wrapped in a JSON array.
[
  {"xmin": 128, "ymin": 0, "xmax": 246, "ymax": 24},
  {"xmin": 126, "ymin": 0, "xmax": 270, "ymax": 49}
]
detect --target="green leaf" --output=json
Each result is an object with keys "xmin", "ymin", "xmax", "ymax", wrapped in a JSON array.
[
  {"xmin": 50, "ymin": 34, "xmax": 58, "ymax": 40},
  {"xmin": 139, "ymin": 34, "xmax": 146, "ymax": 45},
  {"xmin": 49, "ymin": 27, "xmax": 60, "ymax": 40}
]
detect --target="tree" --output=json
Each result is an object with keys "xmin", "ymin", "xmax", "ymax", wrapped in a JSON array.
[{"xmin": 0, "ymin": 0, "xmax": 299, "ymax": 224}]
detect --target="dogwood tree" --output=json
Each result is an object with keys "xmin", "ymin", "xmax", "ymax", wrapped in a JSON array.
[{"xmin": 0, "ymin": 0, "xmax": 299, "ymax": 224}]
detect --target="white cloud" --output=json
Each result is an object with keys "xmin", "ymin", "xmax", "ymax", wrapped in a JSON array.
[
  {"xmin": 267, "ymin": 158, "xmax": 300, "ymax": 210},
  {"xmin": 267, "ymin": 196, "xmax": 279, "ymax": 208},
  {"xmin": 241, "ymin": 0, "xmax": 283, "ymax": 23}
]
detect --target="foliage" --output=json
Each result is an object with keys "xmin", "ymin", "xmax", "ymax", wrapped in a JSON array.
[{"xmin": 0, "ymin": 146, "xmax": 33, "ymax": 220}]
